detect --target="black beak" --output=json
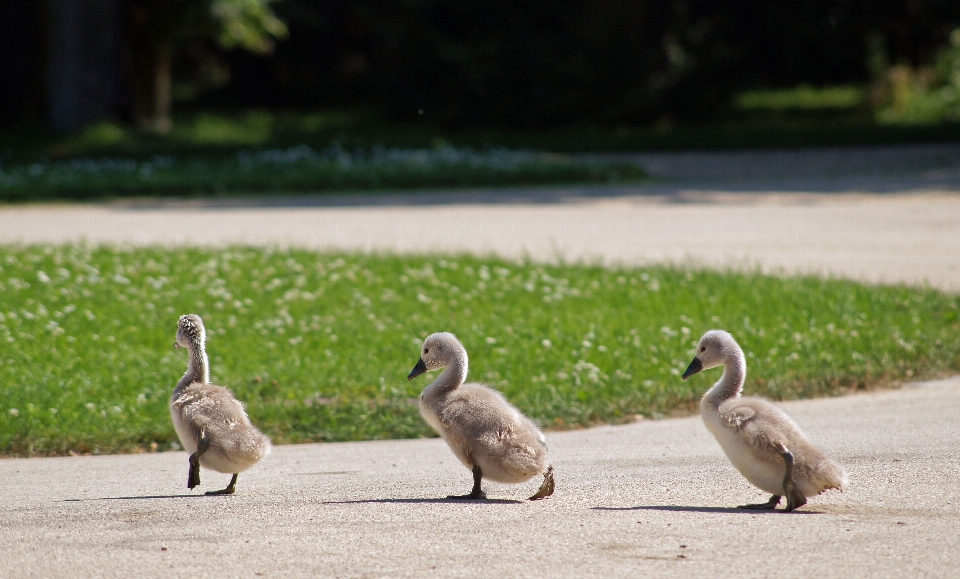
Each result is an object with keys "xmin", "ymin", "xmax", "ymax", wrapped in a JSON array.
[
  {"xmin": 407, "ymin": 358, "xmax": 428, "ymax": 381},
  {"xmin": 681, "ymin": 357, "xmax": 703, "ymax": 380}
]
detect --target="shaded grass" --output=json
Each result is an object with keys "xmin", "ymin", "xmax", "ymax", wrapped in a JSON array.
[
  {"xmin": 0, "ymin": 245, "xmax": 958, "ymax": 457},
  {"xmin": 6, "ymin": 105, "xmax": 960, "ymax": 165},
  {"xmin": 0, "ymin": 145, "xmax": 644, "ymax": 202},
  {"xmin": 736, "ymin": 85, "xmax": 868, "ymax": 112}
]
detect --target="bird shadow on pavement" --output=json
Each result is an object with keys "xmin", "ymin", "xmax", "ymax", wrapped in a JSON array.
[
  {"xmin": 62, "ymin": 494, "xmax": 205, "ymax": 502},
  {"xmin": 325, "ymin": 497, "xmax": 523, "ymax": 505},
  {"xmin": 593, "ymin": 505, "xmax": 820, "ymax": 515}
]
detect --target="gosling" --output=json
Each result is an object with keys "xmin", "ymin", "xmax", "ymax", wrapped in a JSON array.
[
  {"xmin": 171, "ymin": 314, "xmax": 271, "ymax": 495},
  {"xmin": 682, "ymin": 329, "xmax": 847, "ymax": 511},
  {"xmin": 407, "ymin": 332, "xmax": 555, "ymax": 501}
]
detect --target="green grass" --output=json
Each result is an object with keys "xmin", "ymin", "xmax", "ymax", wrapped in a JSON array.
[
  {"xmin": 1, "ymin": 245, "xmax": 958, "ymax": 457},
  {"xmin": 735, "ymin": 85, "xmax": 867, "ymax": 112},
  {"xmin": 0, "ymin": 145, "xmax": 645, "ymax": 202}
]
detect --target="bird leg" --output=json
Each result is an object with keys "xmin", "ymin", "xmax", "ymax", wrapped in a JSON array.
[
  {"xmin": 778, "ymin": 446, "xmax": 807, "ymax": 512},
  {"xmin": 206, "ymin": 473, "xmax": 238, "ymax": 496},
  {"xmin": 448, "ymin": 464, "xmax": 487, "ymax": 500},
  {"xmin": 187, "ymin": 437, "xmax": 209, "ymax": 490},
  {"xmin": 528, "ymin": 466, "xmax": 555, "ymax": 501}
]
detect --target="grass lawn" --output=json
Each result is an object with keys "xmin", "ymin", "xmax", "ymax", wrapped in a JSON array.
[{"xmin": 1, "ymin": 245, "xmax": 958, "ymax": 457}]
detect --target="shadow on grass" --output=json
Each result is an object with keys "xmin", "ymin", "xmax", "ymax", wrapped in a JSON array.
[
  {"xmin": 592, "ymin": 505, "xmax": 820, "ymax": 515},
  {"xmin": 325, "ymin": 497, "xmax": 523, "ymax": 505}
]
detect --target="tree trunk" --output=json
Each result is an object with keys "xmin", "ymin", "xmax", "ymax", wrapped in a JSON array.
[
  {"xmin": 46, "ymin": 0, "xmax": 124, "ymax": 133},
  {"xmin": 129, "ymin": 38, "xmax": 173, "ymax": 133}
]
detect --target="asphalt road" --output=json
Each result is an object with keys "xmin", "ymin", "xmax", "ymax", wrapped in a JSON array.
[{"xmin": 1, "ymin": 144, "xmax": 958, "ymax": 578}]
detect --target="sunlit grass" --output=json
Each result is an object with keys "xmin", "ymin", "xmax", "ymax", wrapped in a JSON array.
[{"xmin": 1, "ymin": 245, "xmax": 958, "ymax": 456}]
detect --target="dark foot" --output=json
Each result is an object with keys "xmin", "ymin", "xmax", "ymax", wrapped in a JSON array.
[
  {"xmin": 783, "ymin": 480, "xmax": 807, "ymax": 512},
  {"xmin": 205, "ymin": 473, "xmax": 238, "ymax": 496},
  {"xmin": 738, "ymin": 495, "xmax": 781, "ymax": 510},
  {"xmin": 187, "ymin": 437, "xmax": 209, "ymax": 490},
  {"xmin": 447, "ymin": 489, "xmax": 488, "ymax": 500},
  {"xmin": 528, "ymin": 466, "xmax": 555, "ymax": 501},
  {"xmin": 187, "ymin": 455, "xmax": 201, "ymax": 489},
  {"xmin": 778, "ymin": 444, "xmax": 807, "ymax": 512},
  {"xmin": 448, "ymin": 464, "xmax": 486, "ymax": 500}
]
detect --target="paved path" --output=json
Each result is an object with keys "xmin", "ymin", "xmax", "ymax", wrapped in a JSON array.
[
  {"xmin": 1, "ymin": 144, "xmax": 959, "ymax": 578},
  {"xmin": 2, "ymin": 145, "xmax": 959, "ymax": 291},
  {"xmin": 2, "ymin": 376, "xmax": 958, "ymax": 579}
]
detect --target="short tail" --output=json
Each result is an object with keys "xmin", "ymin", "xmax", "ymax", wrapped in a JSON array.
[
  {"xmin": 235, "ymin": 429, "xmax": 271, "ymax": 465},
  {"xmin": 252, "ymin": 431, "xmax": 272, "ymax": 461},
  {"xmin": 815, "ymin": 457, "xmax": 848, "ymax": 493}
]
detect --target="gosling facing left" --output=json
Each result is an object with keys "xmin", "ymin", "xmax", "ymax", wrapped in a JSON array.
[
  {"xmin": 682, "ymin": 329, "xmax": 847, "ymax": 511},
  {"xmin": 172, "ymin": 314, "xmax": 271, "ymax": 495},
  {"xmin": 408, "ymin": 332, "xmax": 555, "ymax": 501}
]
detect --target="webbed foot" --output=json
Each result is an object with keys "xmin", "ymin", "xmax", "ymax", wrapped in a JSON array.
[
  {"xmin": 186, "ymin": 437, "xmax": 209, "ymax": 490},
  {"xmin": 205, "ymin": 473, "xmax": 238, "ymax": 496},
  {"xmin": 528, "ymin": 466, "xmax": 555, "ymax": 501},
  {"xmin": 187, "ymin": 455, "xmax": 201, "ymax": 489},
  {"xmin": 448, "ymin": 464, "xmax": 486, "ymax": 500},
  {"xmin": 738, "ymin": 494, "xmax": 781, "ymax": 510},
  {"xmin": 447, "ymin": 489, "xmax": 488, "ymax": 500},
  {"xmin": 783, "ymin": 480, "xmax": 807, "ymax": 512},
  {"xmin": 777, "ymin": 444, "xmax": 807, "ymax": 512}
]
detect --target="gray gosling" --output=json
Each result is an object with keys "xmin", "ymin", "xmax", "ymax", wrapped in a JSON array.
[
  {"xmin": 682, "ymin": 329, "xmax": 847, "ymax": 511},
  {"xmin": 407, "ymin": 332, "xmax": 555, "ymax": 501},
  {"xmin": 172, "ymin": 314, "xmax": 271, "ymax": 495}
]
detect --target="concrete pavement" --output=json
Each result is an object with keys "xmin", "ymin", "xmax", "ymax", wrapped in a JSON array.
[{"xmin": 2, "ymin": 376, "xmax": 958, "ymax": 578}]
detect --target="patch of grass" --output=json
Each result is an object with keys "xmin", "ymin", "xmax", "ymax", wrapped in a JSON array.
[
  {"xmin": 1, "ymin": 245, "xmax": 958, "ymax": 457},
  {"xmin": 0, "ymin": 145, "xmax": 645, "ymax": 202},
  {"xmin": 735, "ymin": 85, "xmax": 868, "ymax": 112}
]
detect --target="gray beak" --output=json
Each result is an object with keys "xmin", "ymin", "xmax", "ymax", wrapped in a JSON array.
[
  {"xmin": 407, "ymin": 358, "xmax": 428, "ymax": 381},
  {"xmin": 681, "ymin": 357, "xmax": 703, "ymax": 380}
]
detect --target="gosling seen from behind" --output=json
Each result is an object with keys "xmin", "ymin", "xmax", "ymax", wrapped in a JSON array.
[
  {"xmin": 682, "ymin": 329, "xmax": 847, "ymax": 511},
  {"xmin": 408, "ymin": 332, "xmax": 555, "ymax": 501},
  {"xmin": 172, "ymin": 314, "xmax": 271, "ymax": 495}
]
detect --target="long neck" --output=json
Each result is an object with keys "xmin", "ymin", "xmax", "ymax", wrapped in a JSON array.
[
  {"xmin": 175, "ymin": 342, "xmax": 209, "ymax": 395},
  {"xmin": 425, "ymin": 349, "xmax": 468, "ymax": 396},
  {"xmin": 702, "ymin": 346, "xmax": 746, "ymax": 410}
]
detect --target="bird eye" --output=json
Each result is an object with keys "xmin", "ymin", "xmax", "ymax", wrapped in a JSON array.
[
  {"xmin": 700, "ymin": 346, "xmax": 706, "ymax": 352},
  {"xmin": 424, "ymin": 348, "xmax": 429, "ymax": 354}
]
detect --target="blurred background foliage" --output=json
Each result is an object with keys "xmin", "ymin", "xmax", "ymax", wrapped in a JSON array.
[{"xmin": 2, "ymin": 0, "xmax": 960, "ymax": 149}]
